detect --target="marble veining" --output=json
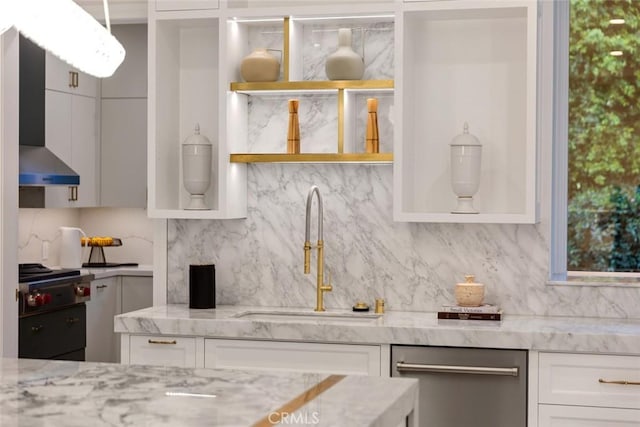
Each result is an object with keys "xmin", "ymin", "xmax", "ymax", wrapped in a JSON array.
[
  {"xmin": 165, "ymin": 8, "xmax": 640, "ymax": 320},
  {"xmin": 248, "ymin": 94, "xmax": 338, "ymax": 153},
  {"xmin": 303, "ymin": 22, "xmax": 394, "ymax": 81},
  {"xmin": 0, "ymin": 358, "xmax": 416, "ymax": 427},
  {"xmin": 115, "ymin": 304, "xmax": 640, "ymax": 355}
]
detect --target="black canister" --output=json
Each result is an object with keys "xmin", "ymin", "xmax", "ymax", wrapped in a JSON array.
[{"xmin": 189, "ymin": 264, "xmax": 216, "ymax": 309}]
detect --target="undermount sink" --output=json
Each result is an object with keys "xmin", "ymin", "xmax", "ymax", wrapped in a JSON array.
[{"xmin": 231, "ymin": 310, "xmax": 382, "ymax": 324}]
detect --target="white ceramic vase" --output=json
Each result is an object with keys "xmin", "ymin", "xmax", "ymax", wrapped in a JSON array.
[
  {"xmin": 450, "ymin": 122, "xmax": 482, "ymax": 214},
  {"xmin": 325, "ymin": 28, "xmax": 364, "ymax": 80},
  {"xmin": 240, "ymin": 48, "xmax": 280, "ymax": 82},
  {"xmin": 182, "ymin": 124, "xmax": 212, "ymax": 210}
]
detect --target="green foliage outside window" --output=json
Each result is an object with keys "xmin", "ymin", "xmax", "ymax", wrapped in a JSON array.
[{"xmin": 568, "ymin": 0, "xmax": 640, "ymax": 271}]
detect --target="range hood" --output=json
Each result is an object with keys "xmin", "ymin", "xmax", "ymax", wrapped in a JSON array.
[{"xmin": 19, "ymin": 35, "xmax": 79, "ymax": 187}]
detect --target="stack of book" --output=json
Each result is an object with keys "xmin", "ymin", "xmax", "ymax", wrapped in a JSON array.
[{"xmin": 437, "ymin": 304, "xmax": 503, "ymax": 321}]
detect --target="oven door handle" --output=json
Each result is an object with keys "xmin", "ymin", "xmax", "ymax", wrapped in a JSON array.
[{"xmin": 396, "ymin": 361, "xmax": 519, "ymax": 377}]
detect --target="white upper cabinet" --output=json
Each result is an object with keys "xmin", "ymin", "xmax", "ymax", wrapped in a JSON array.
[
  {"xmin": 148, "ymin": 0, "xmax": 539, "ymax": 223},
  {"xmin": 45, "ymin": 52, "xmax": 98, "ymax": 98},
  {"xmin": 393, "ymin": 0, "xmax": 538, "ymax": 223},
  {"xmin": 148, "ymin": 9, "xmax": 247, "ymax": 219},
  {"xmin": 226, "ymin": 8, "xmax": 395, "ymax": 164},
  {"xmin": 101, "ymin": 24, "xmax": 148, "ymax": 208},
  {"xmin": 44, "ymin": 76, "xmax": 99, "ymax": 208}
]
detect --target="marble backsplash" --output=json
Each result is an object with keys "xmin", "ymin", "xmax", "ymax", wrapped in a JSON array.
[
  {"xmin": 165, "ymin": 9, "xmax": 640, "ymax": 319},
  {"xmin": 167, "ymin": 164, "xmax": 640, "ymax": 319},
  {"xmin": 19, "ymin": 208, "xmax": 154, "ymax": 266}
]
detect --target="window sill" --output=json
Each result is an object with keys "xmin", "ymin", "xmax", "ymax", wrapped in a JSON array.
[{"xmin": 547, "ymin": 272, "xmax": 640, "ymax": 288}]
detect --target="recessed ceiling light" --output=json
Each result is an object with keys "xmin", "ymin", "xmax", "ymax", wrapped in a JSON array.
[{"xmin": 609, "ymin": 18, "xmax": 625, "ymax": 24}]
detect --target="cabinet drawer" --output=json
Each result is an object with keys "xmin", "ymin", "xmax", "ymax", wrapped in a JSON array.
[
  {"xmin": 539, "ymin": 352, "xmax": 640, "ymax": 409},
  {"xmin": 129, "ymin": 335, "xmax": 197, "ymax": 368},
  {"xmin": 205, "ymin": 339, "xmax": 381, "ymax": 376},
  {"xmin": 539, "ymin": 404, "xmax": 640, "ymax": 426}
]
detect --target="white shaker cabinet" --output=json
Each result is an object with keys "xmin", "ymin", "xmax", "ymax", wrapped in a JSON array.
[
  {"xmin": 45, "ymin": 51, "xmax": 98, "ymax": 98},
  {"xmin": 204, "ymin": 339, "xmax": 385, "ymax": 376},
  {"xmin": 124, "ymin": 335, "xmax": 201, "ymax": 368},
  {"xmin": 87, "ymin": 276, "xmax": 153, "ymax": 364},
  {"xmin": 44, "ymin": 89, "xmax": 99, "ymax": 207},
  {"xmin": 86, "ymin": 277, "xmax": 120, "ymax": 363},
  {"xmin": 101, "ymin": 24, "xmax": 148, "ymax": 208},
  {"xmin": 121, "ymin": 277, "xmax": 154, "ymax": 314},
  {"xmin": 120, "ymin": 334, "xmax": 386, "ymax": 376},
  {"xmin": 537, "ymin": 352, "xmax": 640, "ymax": 426}
]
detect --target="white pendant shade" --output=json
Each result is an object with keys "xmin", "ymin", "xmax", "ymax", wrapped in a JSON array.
[
  {"xmin": 0, "ymin": 3, "xmax": 13, "ymax": 35},
  {"xmin": 3, "ymin": 0, "xmax": 125, "ymax": 78}
]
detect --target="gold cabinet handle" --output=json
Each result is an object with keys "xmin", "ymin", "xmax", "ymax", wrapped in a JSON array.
[
  {"xmin": 148, "ymin": 339, "xmax": 177, "ymax": 345},
  {"xmin": 66, "ymin": 317, "xmax": 80, "ymax": 324},
  {"xmin": 31, "ymin": 325, "xmax": 43, "ymax": 333},
  {"xmin": 69, "ymin": 71, "xmax": 74, "ymax": 88},
  {"xmin": 68, "ymin": 186, "xmax": 78, "ymax": 202},
  {"xmin": 74, "ymin": 71, "xmax": 79, "ymax": 88},
  {"xmin": 599, "ymin": 378, "xmax": 640, "ymax": 386}
]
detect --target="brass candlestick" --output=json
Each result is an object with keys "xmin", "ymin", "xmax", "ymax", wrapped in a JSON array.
[
  {"xmin": 365, "ymin": 98, "xmax": 379, "ymax": 154},
  {"xmin": 287, "ymin": 99, "xmax": 300, "ymax": 154}
]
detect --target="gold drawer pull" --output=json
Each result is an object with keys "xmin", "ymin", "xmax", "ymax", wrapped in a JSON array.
[
  {"xmin": 148, "ymin": 339, "xmax": 177, "ymax": 345},
  {"xmin": 599, "ymin": 378, "xmax": 640, "ymax": 386}
]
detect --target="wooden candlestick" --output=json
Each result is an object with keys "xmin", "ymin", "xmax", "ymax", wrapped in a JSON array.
[
  {"xmin": 287, "ymin": 99, "xmax": 300, "ymax": 154},
  {"xmin": 365, "ymin": 98, "xmax": 379, "ymax": 154}
]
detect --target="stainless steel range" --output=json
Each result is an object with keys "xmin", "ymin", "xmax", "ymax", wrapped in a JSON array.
[{"xmin": 18, "ymin": 263, "xmax": 94, "ymax": 361}]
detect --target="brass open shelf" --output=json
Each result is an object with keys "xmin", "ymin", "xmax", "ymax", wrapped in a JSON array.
[
  {"xmin": 230, "ymin": 79, "xmax": 394, "ymax": 92},
  {"xmin": 230, "ymin": 153, "xmax": 393, "ymax": 163}
]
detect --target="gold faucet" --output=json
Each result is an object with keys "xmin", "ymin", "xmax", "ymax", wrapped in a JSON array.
[{"xmin": 304, "ymin": 185, "xmax": 332, "ymax": 311}]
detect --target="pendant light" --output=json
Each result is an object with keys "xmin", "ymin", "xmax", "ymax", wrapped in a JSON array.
[{"xmin": 1, "ymin": 0, "xmax": 125, "ymax": 78}]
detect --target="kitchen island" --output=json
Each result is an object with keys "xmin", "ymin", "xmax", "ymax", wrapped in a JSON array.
[{"xmin": 0, "ymin": 358, "xmax": 418, "ymax": 427}]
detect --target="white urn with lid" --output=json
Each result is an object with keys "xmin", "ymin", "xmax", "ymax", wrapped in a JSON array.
[
  {"xmin": 450, "ymin": 122, "xmax": 482, "ymax": 214},
  {"xmin": 182, "ymin": 124, "xmax": 212, "ymax": 210}
]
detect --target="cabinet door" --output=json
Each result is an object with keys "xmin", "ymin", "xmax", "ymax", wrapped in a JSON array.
[
  {"xmin": 539, "ymin": 404, "xmax": 640, "ymax": 426},
  {"xmin": 71, "ymin": 94, "xmax": 98, "ymax": 207},
  {"xmin": 86, "ymin": 278, "xmax": 120, "ymax": 363},
  {"xmin": 129, "ymin": 335, "xmax": 198, "ymax": 368},
  {"xmin": 44, "ymin": 90, "xmax": 73, "ymax": 207},
  {"xmin": 44, "ymin": 90, "xmax": 98, "ymax": 207},
  {"xmin": 100, "ymin": 98, "xmax": 147, "ymax": 207},
  {"xmin": 121, "ymin": 276, "xmax": 153, "ymax": 314},
  {"xmin": 45, "ymin": 52, "xmax": 98, "ymax": 98},
  {"xmin": 539, "ymin": 352, "xmax": 640, "ymax": 410},
  {"xmin": 204, "ymin": 339, "xmax": 382, "ymax": 376},
  {"xmin": 101, "ymin": 24, "xmax": 147, "ymax": 99}
]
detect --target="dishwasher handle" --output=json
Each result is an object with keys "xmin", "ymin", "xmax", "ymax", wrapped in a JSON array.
[{"xmin": 396, "ymin": 361, "xmax": 519, "ymax": 377}]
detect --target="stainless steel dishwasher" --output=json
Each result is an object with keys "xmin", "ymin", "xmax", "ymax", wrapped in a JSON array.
[{"xmin": 391, "ymin": 346, "xmax": 527, "ymax": 427}]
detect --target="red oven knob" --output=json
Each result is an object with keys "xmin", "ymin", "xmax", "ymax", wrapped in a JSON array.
[{"xmin": 42, "ymin": 293, "xmax": 52, "ymax": 304}]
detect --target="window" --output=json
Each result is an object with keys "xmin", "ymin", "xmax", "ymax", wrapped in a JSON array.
[{"xmin": 562, "ymin": 0, "xmax": 640, "ymax": 278}]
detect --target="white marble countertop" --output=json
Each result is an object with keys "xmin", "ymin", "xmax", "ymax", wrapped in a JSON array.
[
  {"xmin": 81, "ymin": 264, "xmax": 153, "ymax": 280},
  {"xmin": 0, "ymin": 358, "xmax": 417, "ymax": 427},
  {"xmin": 115, "ymin": 304, "xmax": 640, "ymax": 355}
]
